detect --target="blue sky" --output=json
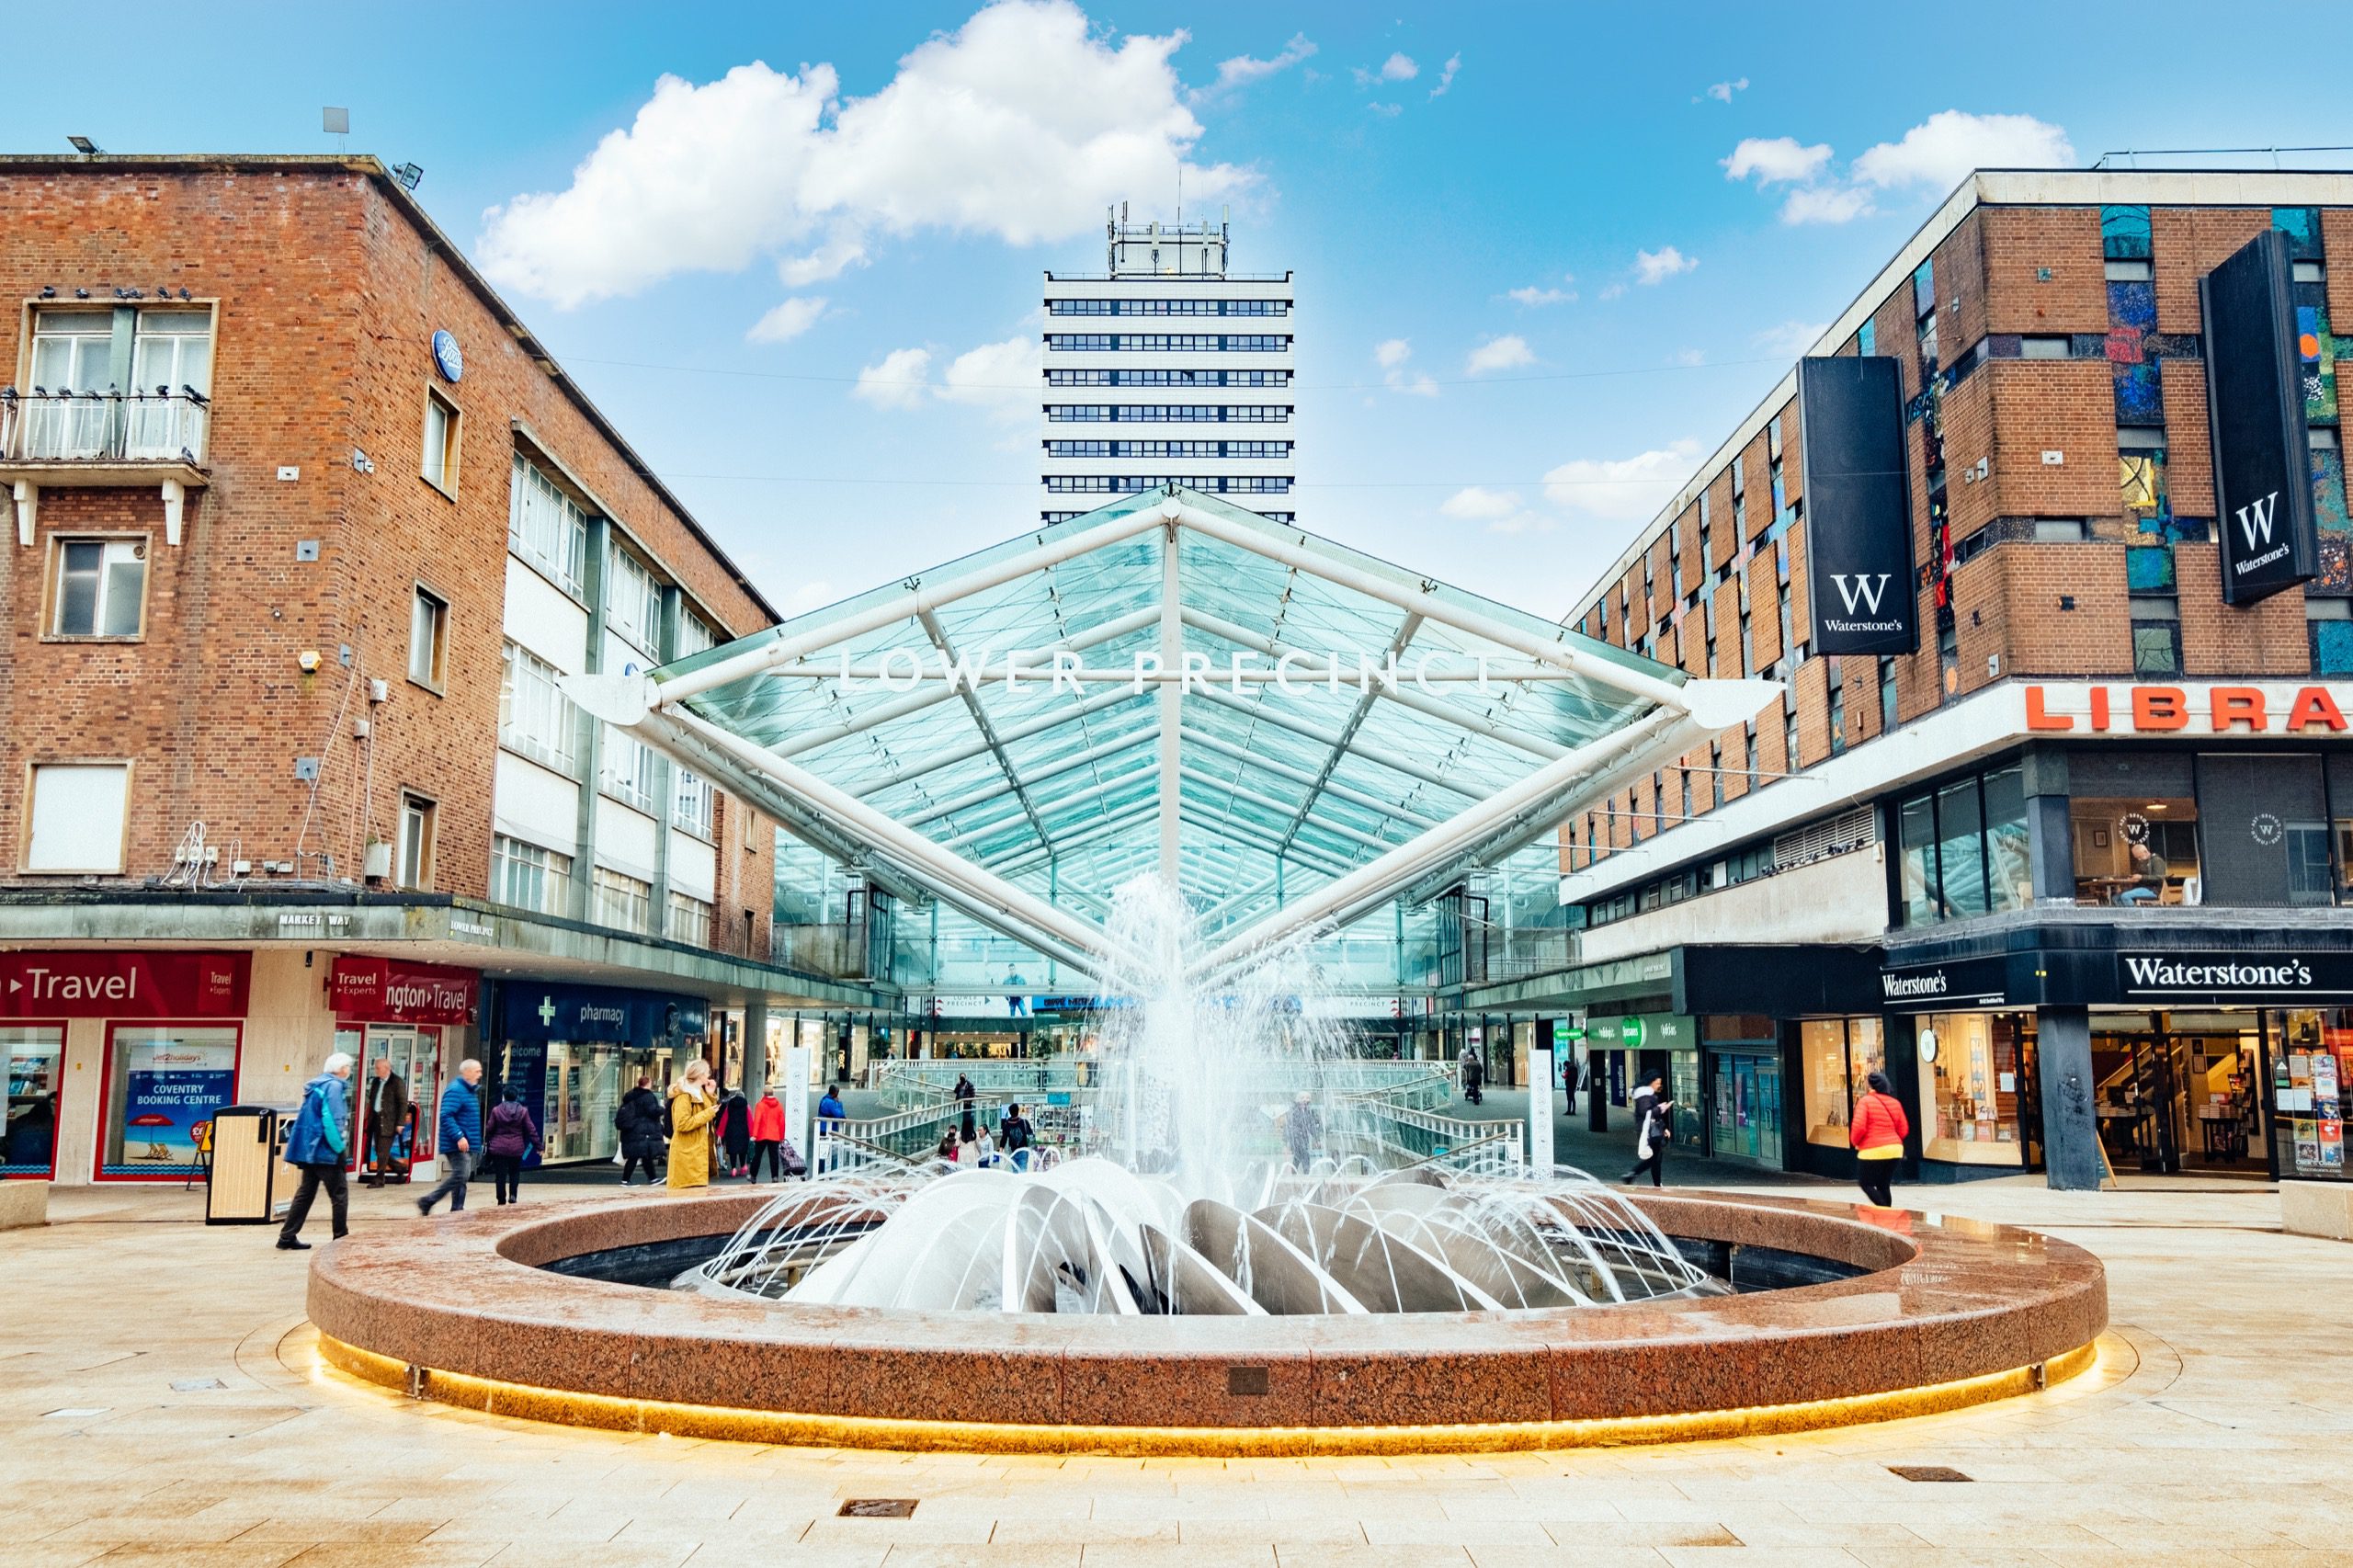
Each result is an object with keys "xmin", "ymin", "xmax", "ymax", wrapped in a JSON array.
[{"xmin": 7, "ymin": 0, "xmax": 2346, "ymax": 619}]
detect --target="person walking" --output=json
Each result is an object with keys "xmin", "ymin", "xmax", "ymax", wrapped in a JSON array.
[
  {"xmin": 482, "ymin": 1085, "xmax": 541, "ymax": 1206},
  {"xmin": 615, "ymin": 1075, "xmax": 665, "ymax": 1186},
  {"xmin": 999, "ymin": 1103, "xmax": 1035, "ymax": 1168},
  {"xmin": 1561, "ymin": 1051, "xmax": 1581, "ymax": 1116},
  {"xmin": 1850, "ymin": 1070, "xmax": 1912, "ymax": 1208},
  {"xmin": 747, "ymin": 1086, "xmax": 790, "ymax": 1182},
  {"xmin": 816, "ymin": 1082, "xmax": 846, "ymax": 1174},
  {"xmin": 665, "ymin": 1060, "xmax": 721, "ymax": 1189},
  {"xmin": 1620, "ymin": 1074, "xmax": 1674, "ymax": 1187},
  {"xmin": 277, "ymin": 1051, "xmax": 355, "ymax": 1251},
  {"xmin": 358, "ymin": 1054, "xmax": 408, "ymax": 1187},
  {"xmin": 715, "ymin": 1082, "xmax": 752, "ymax": 1179},
  {"xmin": 954, "ymin": 1073, "xmax": 977, "ymax": 1144},
  {"xmin": 1282, "ymin": 1089, "xmax": 1321, "ymax": 1171},
  {"xmin": 1459, "ymin": 1044, "xmax": 1483, "ymax": 1107},
  {"xmin": 417, "ymin": 1060, "xmax": 483, "ymax": 1215}
]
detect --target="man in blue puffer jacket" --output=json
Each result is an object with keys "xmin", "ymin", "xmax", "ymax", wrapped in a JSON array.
[
  {"xmin": 417, "ymin": 1059, "xmax": 483, "ymax": 1216},
  {"xmin": 278, "ymin": 1051, "xmax": 355, "ymax": 1251}
]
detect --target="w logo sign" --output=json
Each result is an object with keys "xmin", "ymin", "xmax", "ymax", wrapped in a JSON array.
[
  {"xmin": 2234, "ymin": 490, "xmax": 2279, "ymax": 551},
  {"xmin": 1830, "ymin": 574, "xmax": 1892, "ymax": 614}
]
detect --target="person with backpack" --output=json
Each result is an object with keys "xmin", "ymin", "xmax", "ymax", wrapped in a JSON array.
[
  {"xmin": 665, "ymin": 1059, "xmax": 721, "ymax": 1189},
  {"xmin": 482, "ymin": 1086, "xmax": 542, "ymax": 1206},
  {"xmin": 614, "ymin": 1075, "xmax": 665, "ymax": 1186},
  {"xmin": 999, "ymin": 1103, "xmax": 1035, "ymax": 1167},
  {"xmin": 1619, "ymin": 1074, "xmax": 1674, "ymax": 1188},
  {"xmin": 714, "ymin": 1082, "xmax": 751, "ymax": 1179},
  {"xmin": 1850, "ymin": 1070, "xmax": 1912, "ymax": 1208},
  {"xmin": 277, "ymin": 1051, "xmax": 355, "ymax": 1251},
  {"xmin": 747, "ymin": 1086, "xmax": 798, "ymax": 1183}
]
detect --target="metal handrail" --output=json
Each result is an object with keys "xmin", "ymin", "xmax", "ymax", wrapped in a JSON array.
[{"xmin": 0, "ymin": 387, "xmax": 209, "ymax": 463}]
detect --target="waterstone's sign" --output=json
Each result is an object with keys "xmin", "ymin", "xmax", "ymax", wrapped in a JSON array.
[
  {"xmin": 833, "ymin": 647, "xmax": 1508, "ymax": 698},
  {"xmin": 1878, "ymin": 955, "xmax": 2013, "ymax": 1013},
  {"xmin": 2117, "ymin": 951, "xmax": 2353, "ymax": 1005},
  {"xmin": 1799, "ymin": 355, "xmax": 1917, "ymax": 655},
  {"xmin": 2200, "ymin": 229, "xmax": 2318, "ymax": 606}
]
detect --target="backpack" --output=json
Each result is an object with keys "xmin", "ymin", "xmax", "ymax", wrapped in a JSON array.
[{"xmin": 664, "ymin": 1093, "xmax": 676, "ymax": 1137}]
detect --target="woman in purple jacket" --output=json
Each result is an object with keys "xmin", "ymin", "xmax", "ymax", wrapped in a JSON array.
[{"xmin": 482, "ymin": 1085, "xmax": 542, "ymax": 1206}]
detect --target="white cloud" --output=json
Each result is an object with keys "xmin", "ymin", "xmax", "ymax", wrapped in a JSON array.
[
  {"xmin": 853, "ymin": 347, "xmax": 935, "ymax": 410},
  {"xmin": 1374, "ymin": 338, "xmax": 1438, "ymax": 395},
  {"xmin": 1722, "ymin": 135, "xmax": 1831, "ymax": 186},
  {"xmin": 1505, "ymin": 279, "xmax": 1574, "ymax": 307},
  {"xmin": 1193, "ymin": 32, "xmax": 1316, "ymax": 102},
  {"xmin": 1852, "ymin": 109, "xmax": 2073, "ymax": 193},
  {"xmin": 1669, "ymin": 347, "xmax": 1706, "ymax": 368},
  {"xmin": 745, "ymin": 295, "xmax": 829, "ymax": 344},
  {"xmin": 937, "ymin": 335, "xmax": 1041, "ymax": 420},
  {"xmin": 1778, "ymin": 185, "xmax": 1875, "ymax": 225},
  {"xmin": 1440, "ymin": 486, "xmax": 1547, "ymax": 535},
  {"xmin": 1753, "ymin": 319, "xmax": 1828, "ymax": 357},
  {"xmin": 1428, "ymin": 53, "xmax": 1461, "ymax": 97},
  {"xmin": 1354, "ymin": 51, "xmax": 1417, "ymax": 85},
  {"xmin": 1367, "ymin": 102, "xmax": 1403, "ymax": 119},
  {"xmin": 1634, "ymin": 245, "xmax": 1697, "ymax": 285},
  {"xmin": 1598, "ymin": 282, "xmax": 1625, "ymax": 301},
  {"xmin": 477, "ymin": 0, "xmax": 1253, "ymax": 309},
  {"xmin": 783, "ymin": 579, "xmax": 838, "ymax": 617},
  {"xmin": 1540, "ymin": 439, "xmax": 1701, "ymax": 523},
  {"xmin": 1703, "ymin": 76, "xmax": 1749, "ymax": 103},
  {"xmin": 1464, "ymin": 334, "xmax": 1536, "ymax": 375}
]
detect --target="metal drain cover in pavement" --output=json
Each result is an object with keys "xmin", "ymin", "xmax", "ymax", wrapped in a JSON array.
[
  {"xmin": 839, "ymin": 1499, "xmax": 919, "ymax": 1518},
  {"xmin": 1889, "ymin": 1465, "xmax": 1973, "ymax": 1483}
]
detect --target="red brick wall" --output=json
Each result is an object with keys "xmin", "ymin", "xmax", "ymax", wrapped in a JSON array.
[{"xmin": 1981, "ymin": 206, "xmax": 2109, "ymax": 335}]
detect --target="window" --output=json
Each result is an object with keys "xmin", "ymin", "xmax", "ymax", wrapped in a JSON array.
[
  {"xmin": 2310, "ymin": 598, "xmax": 2353, "ymax": 676},
  {"xmin": 1879, "ymin": 656, "xmax": 1897, "ymax": 733},
  {"xmin": 492, "ymin": 835, "xmax": 574, "ymax": 915},
  {"xmin": 126, "ymin": 309, "xmax": 214, "ymax": 459},
  {"xmin": 1827, "ymin": 664, "xmax": 1847, "ymax": 756},
  {"xmin": 2, "ymin": 1025, "xmax": 64, "ymax": 1178},
  {"xmin": 593, "ymin": 867, "xmax": 654, "ymax": 935},
  {"xmin": 1777, "ymin": 579, "xmax": 1796, "ymax": 667},
  {"xmin": 407, "ymin": 585, "xmax": 448, "ymax": 690},
  {"xmin": 2069, "ymin": 752, "xmax": 2199, "ymax": 906},
  {"xmin": 1899, "ymin": 763, "xmax": 2031, "ymax": 925},
  {"xmin": 600, "ymin": 726, "xmax": 660, "ymax": 814},
  {"xmin": 675, "ymin": 769, "xmax": 715, "ymax": 839},
  {"xmin": 499, "ymin": 642, "xmax": 580, "ymax": 774},
  {"xmin": 395, "ymin": 793, "xmax": 436, "ymax": 890},
  {"xmin": 676, "ymin": 612, "xmax": 718, "ymax": 660},
  {"xmin": 1801, "ymin": 1017, "xmax": 1885, "ymax": 1148},
  {"xmin": 604, "ymin": 548, "xmax": 664, "ymax": 657},
  {"xmin": 1738, "ymin": 608, "xmax": 1754, "ymax": 676},
  {"xmin": 508, "ymin": 456, "xmax": 590, "ymax": 597},
  {"xmin": 2019, "ymin": 335, "xmax": 2071, "ymax": 359},
  {"xmin": 1709, "ymin": 742, "xmax": 1724, "ymax": 809},
  {"xmin": 102, "ymin": 1024, "xmax": 238, "ymax": 1177},
  {"xmin": 49, "ymin": 538, "xmax": 145, "ymax": 638},
  {"xmin": 22, "ymin": 310, "xmax": 117, "ymax": 460},
  {"xmin": 2130, "ymin": 595, "xmax": 2181, "ymax": 676},
  {"xmin": 2036, "ymin": 517, "xmax": 2094, "ymax": 542},
  {"xmin": 1782, "ymin": 706, "xmax": 1800, "ymax": 775},
  {"xmin": 23, "ymin": 762, "xmax": 130, "ymax": 873},
  {"xmin": 420, "ymin": 390, "xmax": 460, "ymax": 495},
  {"xmin": 666, "ymin": 891, "xmax": 714, "ymax": 944},
  {"xmin": 1920, "ymin": 1012, "xmax": 2028, "ymax": 1165}
]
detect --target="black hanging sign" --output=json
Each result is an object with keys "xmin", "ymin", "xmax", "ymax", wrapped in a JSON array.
[
  {"xmin": 1799, "ymin": 355, "xmax": 1917, "ymax": 654},
  {"xmin": 2200, "ymin": 229, "xmax": 2317, "ymax": 607}
]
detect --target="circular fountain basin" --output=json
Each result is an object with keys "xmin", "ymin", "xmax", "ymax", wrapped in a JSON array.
[{"xmin": 307, "ymin": 1187, "xmax": 2105, "ymax": 1455}]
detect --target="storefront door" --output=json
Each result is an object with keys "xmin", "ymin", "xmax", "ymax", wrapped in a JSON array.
[
  {"xmin": 339, "ymin": 1026, "xmax": 443, "ymax": 1164},
  {"xmin": 2094, "ymin": 1013, "xmax": 2271, "ymax": 1177}
]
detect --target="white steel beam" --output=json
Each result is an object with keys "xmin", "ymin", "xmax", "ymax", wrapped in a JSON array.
[
  {"xmin": 918, "ymin": 607, "xmax": 1053, "ymax": 853},
  {"xmin": 1157, "ymin": 523, "xmax": 1182, "ymax": 891}
]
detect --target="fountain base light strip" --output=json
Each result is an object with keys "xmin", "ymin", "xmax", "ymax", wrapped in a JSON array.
[{"xmin": 314, "ymin": 1333, "xmax": 2099, "ymax": 1458}]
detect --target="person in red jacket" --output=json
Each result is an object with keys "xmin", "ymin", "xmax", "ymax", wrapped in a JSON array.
[
  {"xmin": 746, "ymin": 1087, "xmax": 790, "ymax": 1184},
  {"xmin": 1849, "ymin": 1070, "xmax": 1911, "ymax": 1208}
]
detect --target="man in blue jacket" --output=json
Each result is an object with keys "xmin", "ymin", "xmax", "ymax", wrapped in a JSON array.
[
  {"xmin": 417, "ymin": 1059, "xmax": 483, "ymax": 1216},
  {"xmin": 278, "ymin": 1051, "xmax": 355, "ymax": 1251}
]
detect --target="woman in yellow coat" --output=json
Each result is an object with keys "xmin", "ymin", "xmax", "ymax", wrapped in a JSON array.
[{"xmin": 665, "ymin": 1059, "xmax": 720, "ymax": 1189}]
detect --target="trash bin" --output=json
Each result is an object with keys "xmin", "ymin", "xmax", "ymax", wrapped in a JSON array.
[{"xmin": 205, "ymin": 1103, "xmax": 297, "ymax": 1225}]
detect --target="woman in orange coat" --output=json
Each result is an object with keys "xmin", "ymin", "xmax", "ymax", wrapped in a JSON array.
[{"xmin": 1849, "ymin": 1070, "xmax": 1910, "ymax": 1208}]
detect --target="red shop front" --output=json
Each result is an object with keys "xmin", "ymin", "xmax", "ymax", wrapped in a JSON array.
[
  {"xmin": 0, "ymin": 949, "xmax": 252, "ymax": 1182},
  {"xmin": 329, "ymin": 957, "xmax": 479, "ymax": 1172}
]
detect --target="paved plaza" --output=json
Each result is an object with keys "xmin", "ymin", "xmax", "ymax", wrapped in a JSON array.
[{"xmin": 1, "ymin": 1176, "xmax": 2343, "ymax": 1567}]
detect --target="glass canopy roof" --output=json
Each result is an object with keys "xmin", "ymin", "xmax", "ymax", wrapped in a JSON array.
[{"xmin": 632, "ymin": 488, "xmax": 1704, "ymax": 971}]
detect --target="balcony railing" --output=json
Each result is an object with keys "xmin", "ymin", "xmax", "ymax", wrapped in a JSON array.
[{"xmin": 0, "ymin": 387, "xmax": 210, "ymax": 465}]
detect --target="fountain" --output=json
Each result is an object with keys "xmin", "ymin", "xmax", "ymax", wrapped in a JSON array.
[
  {"xmin": 693, "ymin": 879, "xmax": 1718, "ymax": 1316},
  {"xmin": 306, "ymin": 873, "xmax": 2109, "ymax": 1453}
]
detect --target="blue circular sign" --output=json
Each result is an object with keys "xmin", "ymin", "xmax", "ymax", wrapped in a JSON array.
[{"xmin": 431, "ymin": 329, "xmax": 463, "ymax": 383}]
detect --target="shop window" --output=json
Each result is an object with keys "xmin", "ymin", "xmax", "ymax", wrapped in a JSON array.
[
  {"xmin": 2272, "ymin": 1010, "xmax": 2349, "ymax": 1181},
  {"xmin": 100, "ymin": 1024, "xmax": 238, "ymax": 1178},
  {"xmin": 420, "ymin": 388, "xmax": 461, "ymax": 496},
  {"xmin": 3, "ymin": 1025, "xmax": 64, "ymax": 1177},
  {"xmin": 396, "ymin": 793, "xmax": 437, "ymax": 890},
  {"xmin": 1894, "ymin": 763, "xmax": 2030, "ymax": 925},
  {"xmin": 2129, "ymin": 594, "xmax": 2181, "ymax": 676},
  {"xmin": 407, "ymin": 585, "xmax": 448, "ymax": 691},
  {"xmin": 1921, "ymin": 1012, "xmax": 2028, "ymax": 1165},
  {"xmin": 23, "ymin": 761, "xmax": 130, "ymax": 873},
  {"xmin": 49, "ymin": 537, "xmax": 147, "ymax": 639},
  {"xmin": 2196, "ymin": 752, "xmax": 2330, "ymax": 908},
  {"xmin": 1800, "ymin": 1017, "xmax": 1884, "ymax": 1148},
  {"xmin": 2069, "ymin": 752, "xmax": 2198, "ymax": 905}
]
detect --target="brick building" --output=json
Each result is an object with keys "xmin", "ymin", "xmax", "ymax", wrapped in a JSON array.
[
  {"xmin": 0, "ymin": 153, "xmax": 880, "ymax": 1186},
  {"xmin": 1467, "ymin": 170, "xmax": 2353, "ymax": 1192}
]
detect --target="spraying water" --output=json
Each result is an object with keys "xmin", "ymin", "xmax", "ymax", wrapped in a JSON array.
[{"xmin": 694, "ymin": 879, "xmax": 1715, "ymax": 1314}]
